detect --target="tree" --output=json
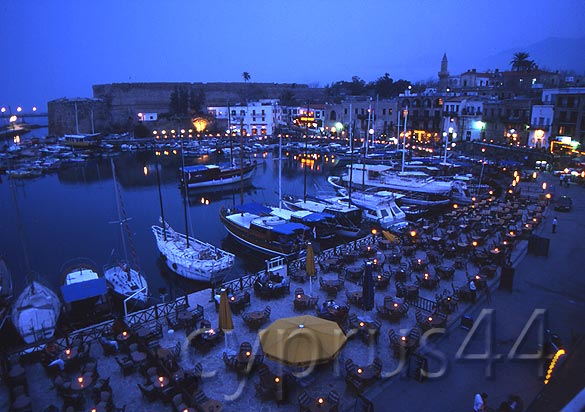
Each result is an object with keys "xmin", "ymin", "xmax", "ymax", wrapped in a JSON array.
[
  {"xmin": 189, "ymin": 88, "xmax": 206, "ymax": 115},
  {"xmin": 169, "ymin": 86, "xmax": 189, "ymax": 116},
  {"xmin": 510, "ymin": 52, "xmax": 538, "ymax": 72},
  {"xmin": 242, "ymin": 72, "xmax": 251, "ymax": 83}
]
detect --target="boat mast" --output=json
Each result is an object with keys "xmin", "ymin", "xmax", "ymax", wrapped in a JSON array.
[
  {"xmin": 277, "ymin": 133, "xmax": 283, "ymax": 208},
  {"xmin": 111, "ymin": 159, "xmax": 143, "ymax": 286},
  {"xmin": 179, "ymin": 127, "xmax": 190, "ymax": 247},
  {"xmin": 303, "ymin": 101, "xmax": 310, "ymax": 202},
  {"xmin": 154, "ymin": 149, "xmax": 166, "ymax": 241},
  {"xmin": 228, "ymin": 102, "xmax": 233, "ymax": 165},
  {"xmin": 348, "ymin": 104, "xmax": 353, "ymax": 206},
  {"xmin": 239, "ymin": 118, "xmax": 244, "ymax": 205},
  {"xmin": 402, "ymin": 106, "xmax": 408, "ymax": 173},
  {"xmin": 110, "ymin": 159, "xmax": 129, "ymax": 263}
]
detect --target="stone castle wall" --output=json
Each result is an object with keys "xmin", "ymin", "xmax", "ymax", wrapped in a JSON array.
[{"xmin": 49, "ymin": 82, "xmax": 326, "ymax": 135}]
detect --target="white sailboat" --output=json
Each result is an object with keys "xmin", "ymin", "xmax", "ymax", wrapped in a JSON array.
[
  {"xmin": 152, "ymin": 220, "xmax": 235, "ymax": 282},
  {"xmin": 152, "ymin": 138, "xmax": 235, "ymax": 282},
  {"xmin": 104, "ymin": 159, "xmax": 148, "ymax": 303},
  {"xmin": 12, "ymin": 280, "xmax": 61, "ymax": 344}
]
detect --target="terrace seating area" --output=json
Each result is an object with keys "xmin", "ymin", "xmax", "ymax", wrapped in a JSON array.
[{"xmin": 4, "ymin": 187, "xmax": 547, "ymax": 412}]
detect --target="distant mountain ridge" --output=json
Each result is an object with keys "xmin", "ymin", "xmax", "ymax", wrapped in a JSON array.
[{"xmin": 478, "ymin": 36, "xmax": 585, "ymax": 74}]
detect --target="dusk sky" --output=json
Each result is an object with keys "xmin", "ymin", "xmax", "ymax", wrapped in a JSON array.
[{"xmin": 1, "ymin": 0, "xmax": 584, "ymax": 110}]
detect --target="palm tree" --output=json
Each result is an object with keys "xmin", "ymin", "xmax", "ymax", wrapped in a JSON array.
[
  {"xmin": 510, "ymin": 52, "xmax": 537, "ymax": 72},
  {"xmin": 242, "ymin": 72, "xmax": 251, "ymax": 83}
]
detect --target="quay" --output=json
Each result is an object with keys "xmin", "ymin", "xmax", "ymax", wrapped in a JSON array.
[{"xmin": 1, "ymin": 171, "xmax": 583, "ymax": 412}]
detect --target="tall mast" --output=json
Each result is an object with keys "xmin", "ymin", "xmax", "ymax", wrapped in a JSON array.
[
  {"xmin": 179, "ymin": 128, "xmax": 190, "ymax": 247},
  {"xmin": 110, "ymin": 159, "xmax": 128, "ymax": 262},
  {"xmin": 348, "ymin": 104, "xmax": 353, "ymax": 206},
  {"xmin": 303, "ymin": 101, "xmax": 310, "ymax": 202},
  {"xmin": 228, "ymin": 102, "xmax": 233, "ymax": 165},
  {"xmin": 402, "ymin": 106, "xmax": 408, "ymax": 173},
  {"xmin": 154, "ymin": 149, "xmax": 166, "ymax": 241},
  {"xmin": 278, "ymin": 133, "xmax": 282, "ymax": 208}
]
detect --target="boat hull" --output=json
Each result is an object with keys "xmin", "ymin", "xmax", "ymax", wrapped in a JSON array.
[
  {"xmin": 152, "ymin": 224, "xmax": 235, "ymax": 283},
  {"xmin": 182, "ymin": 163, "xmax": 256, "ymax": 189},
  {"xmin": 219, "ymin": 211, "xmax": 301, "ymax": 258},
  {"xmin": 12, "ymin": 281, "xmax": 60, "ymax": 345},
  {"xmin": 104, "ymin": 265, "xmax": 148, "ymax": 303}
]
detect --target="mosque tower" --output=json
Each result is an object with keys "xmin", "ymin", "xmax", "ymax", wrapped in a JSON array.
[{"xmin": 438, "ymin": 53, "xmax": 449, "ymax": 91}]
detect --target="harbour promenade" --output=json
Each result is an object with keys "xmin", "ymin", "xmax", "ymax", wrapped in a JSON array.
[
  {"xmin": 369, "ymin": 172, "xmax": 585, "ymax": 412},
  {"xmin": 1, "ymin": 171, "xmax": 582, "ymax": 412}
]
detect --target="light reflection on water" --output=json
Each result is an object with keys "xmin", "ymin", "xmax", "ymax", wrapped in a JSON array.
[{"xmin": 0, "ymin": 150, "xmax": 339, "ymax": 301}]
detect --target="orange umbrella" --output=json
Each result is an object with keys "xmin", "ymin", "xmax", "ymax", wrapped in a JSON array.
[
  {"xmin": 218, "ymin": 291, "xmax": 233, "ymax": 331},
  {"xmin": 306, "ymin": 242, "xmax": 316, "ymax": 294}
]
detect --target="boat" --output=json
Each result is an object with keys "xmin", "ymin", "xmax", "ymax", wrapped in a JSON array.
[
  {"xmin": 12, "ymin": 280, "xmax": 61, "ymax": 345},
  {"xmin": 60, "ymin": 262, "xmax": 112, "ymax": 327},
  {"xmin": 0, "ymin": 258, "xmax": 13, "ymax": 330},
  {"xmin": 179, "ymin": 161, "xmax": 256, "ymax": 189},
  {"xmin": 104, "ymin": 159, "xmax": 148, "ymax": 303},
  {"xmin": 268, "ymin": 206, "xmax": 337, "ymax": 247},
  {"xmin": 330, "ymin": 163, "xmax": 471, "ymax": 208},
  {"xmin": 281, "ymin": 194, "xmax": 365, "ymax": 238},
  {"xmin": 152, "ymin": 220, "xmax": 235, "ymax": 282},
  {"xmin": 325, "ymin": 190, "xmax": 409, "ymax": 231},
  {"xmin": 220, "ymin": 203, "xmax": 313, "ymax": 258}
]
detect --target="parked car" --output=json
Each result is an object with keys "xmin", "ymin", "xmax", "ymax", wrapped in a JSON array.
[{"xmin": 554, "ymin": 195, "xmax": 573, "ymax": 212}]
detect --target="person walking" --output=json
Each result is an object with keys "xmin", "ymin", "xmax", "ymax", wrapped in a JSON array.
[
  {"xmin": 474, "ymin": 392, "xmax": 488, "ymax": 412},
  {"xmin": 552, "ymin": 217, "xmax": 558, "ymax": 234}
]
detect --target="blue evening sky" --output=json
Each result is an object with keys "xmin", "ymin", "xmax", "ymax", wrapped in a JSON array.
[{"xmin": 0, "ymin": 0, "xmax": 584, "ymax": 110}]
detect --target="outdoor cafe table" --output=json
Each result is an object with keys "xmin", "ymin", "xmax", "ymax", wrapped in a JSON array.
[
  {"xmin": 320, "ymin": 278, "xmax": 343, "ymax": 289},
  {"xmin": 8, "ymin": 364, "xmax": 25, "ymax": 379},
  {"xmin": 151, "ymin": 375, "xmax": 170, "ymax": 389},
  {"xmin": 347, "ymin": 290, "xmax": 363, "ymax": 306},
  {"xmin": 245, "ymin": 310, "xmax": 266, "ymax": 322},
  {"xmin": 345, "ymin": 267, "xmax": 363, "ymax": 282},
  {"xmin": 323, "ymin": 257, "xmax": 342, "ymax": 271},
  {"xmin": 70, "ymin": 374, "xmax": 93, "ymax": 391},
  {"xmin": 60, "ymin": 347, "xmax": 79, "ymax": 362},
  {"xmin": 348, "ymin": 362, "xmax": 378, "ymax": 383},
  {"xmin": 177, "ymin": 309, "xmax": 194, "ymax": 323},
  {"xmin": 131, "ymin": 351, "xmax": 147, "ymax": 363},
  {"xmin": 200, "ymin": 399, "xmax": 222, "ymax": 412},
  {"xmin": 11, "ymin": 395, "xmax": 31, "ymax": 411}
]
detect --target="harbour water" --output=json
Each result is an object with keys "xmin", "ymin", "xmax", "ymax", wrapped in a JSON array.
[{"xmin": 0, "ymin": 146, "xmax": 340, "ymax": 303}]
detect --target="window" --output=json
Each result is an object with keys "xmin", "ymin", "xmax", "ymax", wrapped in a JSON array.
[
  {"xmin": 261, "ymin": 110, "xmax": 265, "ymax": 115},
  {"xmin": 330, "ymin": 111, "xmax": 337, "ymax": 121},
  {"xmin": 231, "ymin": 110, "xmax": 236, "ymax": 116},
  {"xmin": 382, "ymin": 108, "xmax": 386, "ymax": 115},
  {"xmin": 344, "ymin": 108, "xmax": 348, "ymax": 115},
  {"xmin": 262, "ymin": 117, "xmax": 265, "ymax": 122},
  {"xmin": 252, "ymin": 110, "xmax": 256, "ymax": 115},
  {"xmin": 355, "ymin": 108, "xmax": 358, "ymax": 114}
]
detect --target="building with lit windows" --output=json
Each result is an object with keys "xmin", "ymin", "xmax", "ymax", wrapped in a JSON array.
[
  {"xmin": 207, "ymin": 99, "xmax": 284, "ymax": 136},
  {"xmin": 528, "ymin": 105, "xmax": 554, "ymax": 149}
]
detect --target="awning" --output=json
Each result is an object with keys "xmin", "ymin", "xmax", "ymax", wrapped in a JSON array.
[
  {"xmin": 300, "ymin": 212, "xmax": 335, "ymax": 223},
  {"xmin": 271, "ymin": 222, "xmax": 309, "ymax": 235},
  {"xmin": 235, "ymin": 203, "xmax": 272, "ymax": 215},
  {"xmin": 61, "ymin": 278, "xmax": 107, "ymax": 303}
]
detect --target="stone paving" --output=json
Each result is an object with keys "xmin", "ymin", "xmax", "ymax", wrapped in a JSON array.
[{"xmin": 2, "ymin": 191, "xmax": 545, "ymax": 412}]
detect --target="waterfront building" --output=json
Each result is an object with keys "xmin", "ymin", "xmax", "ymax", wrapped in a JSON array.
[{"xmin": 207, "ymin": 99, "xmax": 284, "ymax": 136}]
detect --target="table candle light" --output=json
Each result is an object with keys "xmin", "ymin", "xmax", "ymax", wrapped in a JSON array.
[
  {"xmin": 65, "ymin": 348, "xmax": 71, "ymax": 356},
  {"xmin": 357, "ymin": 368, "xmax": 362, "ymax": 374},
  {"xmin": 428, "ymin": 317, "xmax": 433, "ymax": 322},
  {"xmin": 359, "ymin": 322, "xmax": 365, "ymax": 327}
]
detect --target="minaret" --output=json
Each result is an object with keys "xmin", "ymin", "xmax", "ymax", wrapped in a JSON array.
[{"xmin": 438, "ymin": 53, "xmax": 449, "ymax": 91}]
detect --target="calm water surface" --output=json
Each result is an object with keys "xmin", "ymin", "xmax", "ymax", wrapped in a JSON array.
[{"xmin": 0, "ymin": 148, "xmax": 340, "ymax": 302}]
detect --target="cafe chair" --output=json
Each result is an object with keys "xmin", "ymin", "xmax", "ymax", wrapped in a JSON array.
[
  {"xmin": 115, "ymin": 356, "xmax": 135, "ymax": 376},
  {"xmin": 192, "ymin": 389, "xmax": 209, "ymax": 407},
  {"xmin": 326, "ymin": 390, "xmax": 340, "ymax": 411},
  {"xmin": 415, "ymin": 310, "xmax": 432, "ymax": 333},
  {"xmin": 137, "ymin": 383, "xmax": 158, "ymax": 403},
  {"xmin": 171, "ymin": 393, "xmax": 188, "ymax": 412},
  {"xmin": 297, "ymin": 391, "xmax": 312, "ymax": 412}
]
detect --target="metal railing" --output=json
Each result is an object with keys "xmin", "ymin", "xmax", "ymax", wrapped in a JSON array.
[
  {"xmin": 406, "ymin": 295, "xmax": 437, "ymax": 313},
  {"xmin": 9, "ymin": 294, "xmax": 190, "ymax": 357}
]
